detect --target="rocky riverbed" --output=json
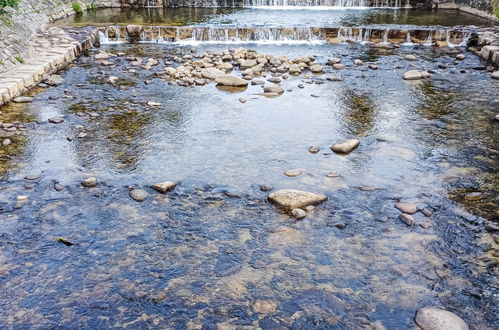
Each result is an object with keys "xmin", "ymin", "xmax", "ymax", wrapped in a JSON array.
[{"xmin": 0, "ymin": 40, "xmax": 497, "ymax": 328}]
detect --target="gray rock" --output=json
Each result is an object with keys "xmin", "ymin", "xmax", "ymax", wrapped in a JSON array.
[
  {"xmin": 129, "ymin": 188, "xmax": 148, "ymax": 202},
  {"xmin": 491, "ymin": 71, "xmax": 499, "ymax": 80},
  {"xmin": 415, "ymin": 307, "xmax": 468, "ymax": 330},
  {"xmin": 291, "ymin": 208, "xmax": 307, "ymax": 219},
  {"xmin": 333, "ymin": 64, "xmax": 345, "ymax": 70},
  {"xmin": 13, "ymin": 96, "xmax": 33, "ymax": 103},
  {"xmin": 201, "ymin": 67, "xmax": 225, "ymax": 79},
  {"xmin": 260, "ymin": 184, "xmax": 273, "ymax": 192},
  {"xmin": 151, "ymin": 181, "xmax": 177, "ymax": 193},
  {"xmin": 326, "ymin": 171, "xmax": 340, "ymax": 178},
  {"xmin": 398, "ymin": 213, "xmax": 415, "ymax": 226},
  {"xmin": 81, "ymin": 177, "xmax": 97, "ymax": 187},
  {"xmin": 268, "ymin": 189, "xmax": 328, "ymax": 210},
  {"xmin": 395, "ymin": 202, "xmax": 418, "ymax": 214},
  {"xmin": 284, "ymin": 169, "xmax": 303, "ymax": 177},
  {"xmin": 353, "ymin": 59, "xmax": 363, "ymax": 65},
  {"xmin": 331, "ymin": 139, "xmax": 360, "ymax": 154},
  {"xmin": 215, "ymin": 75, "xmax": 248, "ymax": 87},
  {"xmin": 48, "ymin": 117, "xmax": 64, "ymax": 124},
  {"xmin": 310, "ymin": 64, "xmax": 324, "ymax": 73},
  {"xmin": 455, "ymin": 54, "xmax": 465, "ymax": 60},
  {"xmin": 54, "ymin": 183, "xmax": 64, "ymax": 191},
  {"xmin": 24, "ymin": 174, "xmax": 40, "ymax": 180},
  {"xmin": 95, "ymin": 52, "xmax": 109, "ymax": 60},
  {"xmin": 405, "ymin": 54, "xmax": 417, "ymax": 61}
]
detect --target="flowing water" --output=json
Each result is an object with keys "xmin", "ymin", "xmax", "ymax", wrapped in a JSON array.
[{"xmin": 1, "ymin": 5, "xmax": 498, "ymax": 330}]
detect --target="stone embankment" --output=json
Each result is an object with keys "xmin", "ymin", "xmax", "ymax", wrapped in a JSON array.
[{"xmin": 0, "ymin": 27, "xmax": 99, "ymax": 106}]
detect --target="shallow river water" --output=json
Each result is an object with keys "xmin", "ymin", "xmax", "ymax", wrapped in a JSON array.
[{"xmin": 0, "ymin": 6, "xmax": 498, "ymax": 330}]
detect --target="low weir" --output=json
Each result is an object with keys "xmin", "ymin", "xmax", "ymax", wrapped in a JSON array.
[{"xmin": 98, "ymin": 25, "xmax": 471, "ymax": 46}]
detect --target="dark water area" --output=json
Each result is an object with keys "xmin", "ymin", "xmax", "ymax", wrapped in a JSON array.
[{"xmin": 56, "ymin": 7, "xmax": 498, "ymax": 28}]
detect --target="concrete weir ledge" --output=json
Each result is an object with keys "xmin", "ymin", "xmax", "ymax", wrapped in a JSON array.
[{"xmin": 0, "ymin": 27, "xmax": 99, "ymax": 106}]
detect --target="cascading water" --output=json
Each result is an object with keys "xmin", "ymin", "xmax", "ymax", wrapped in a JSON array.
[{"xmin": 98, "ymin": 25, "xmax": 473, "ymax": 47}]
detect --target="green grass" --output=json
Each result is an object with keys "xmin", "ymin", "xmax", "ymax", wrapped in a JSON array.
[
  {"xmin": 14, "ymin": 54, "xmax": 24, "ymax": 63},
  {"xmin": 72, "ymin": 2, "xmax": 83, "ymax": 14},
  {"xmin": 0, "ymin": 0, "xmax": 19, "ymax": 15}
]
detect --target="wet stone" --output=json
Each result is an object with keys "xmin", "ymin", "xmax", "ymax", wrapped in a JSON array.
[
  {"xmin": 308, "ymin": 146, "xmax": 320, "ymax": 154},
  {"xmin": 48, "ymin": 117, "xmax": 64, "ymax": 124},
  {"xmin": 129, "ymin": 188, "xmax": 149, "ymax": 202},
  {"xmin": 284, "ymin": 169, "xmax": 302, "ymax": 177},
  {"xmin": 13, "ymin": 96, "xmax": 33, "ymax": 103},
  {"xmin": 398, "ymin": 213, "xmax": 415, "ymax": 226},
  {"xmin": 394, "ymin": 202, "xmax": 418, "ymax": 214},
  {"xmin": 291, "ymin": 208, "xmax": 306, "ymax": 219},
  {"xmin": 24, "ymin": 174, "xmax": 40, "ymax": 180},
  {"xmin": 81, "ymin": 177, "xmax": 97, "ymax": 187},
  {"xmin": 54, "ymin": 183, "xmax": 64, "ymax": 191},
  {"xmin": 331, "ymin": 139, "xmax": 360, "ymax": 154},
  {"xmin": 268, "ymin": 189, "xmax": 328, "ymax": 210},
  {"xmin": 252, "ymin": 299, "xmax": 278, "ymax": 315},
  {"xmin": 259, "ymin": 184, "xmax": 273, "ymax": 192},
  {"xmin": 151, "ymin": 181, "xmax": 177, "ymax": 193},
  {"xmin": 415, "ymin": 307, "xmax": 469, "ymax": 330}
]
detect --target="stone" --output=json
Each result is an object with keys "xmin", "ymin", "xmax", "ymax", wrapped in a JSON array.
[
  {"xmin": 268, "ymin": 189, "xmax": 328, "ymax": 210},
  {"xmin": 263, "ymin": 86, "xmax": 284, "ymax": 94},
  {"xmin": 77, "ymin": 132, "xmax": 87, "ymax": 138},
  {"xmin": 239, "ymin": 59, "xmax": 257, "ymax": 69},
  {"xmin": 369, "ymin": 64, "xmax": 378, "ymax": 70},
  {"xmin": 252, "ymin": 300, "xmax": 278, "ymax": 314},
  {"xmin": 354, "ymin": 59, "xmax": 363, "ymax": 65},
  {"xmin": 415, "ymin": 307, "xmax": 468, "ymax": 330},
  {"xmin": 239, "ymin": 98, "xmax": 247, "ymax": 103},
  {"xmin": 107, "ymin": 76, "xmax": 119, "ymax": 84},
  {"xmin": 455, "ymin": 54, "xmax": 465, "ymax": 60},
  {"xmin": 201, "ymin": 67, "xmax": 225, "ymax": 79},
  {"xmin": 129, "ymin": 188, "xmax": 148, "ymax": 202},
  {"xmin": 291, "ymin": 208, "xmax": 307, "ymax": 219},
  {"xmin": 95, "ymin": 52, "xmax": 109, "ymax": 60},
  {"xmin": 48, "ymin": 117, "xmax": 64, "ymax": 124},
  {"xmin": 215, "ymin": 75, "xmax": 248, "ymax": 87},
  {"xmin": 2, "ymin": 139, "xmax": 12, "ymax": 146},
  {"xmin": 147, "ymin": 101, "xmax": 161, "ymax": 107},
  {"xmin": 420, "ymin": 71, "xmax": 432, "ymax": 79},
  {"xmin": 395, "ymin": 202, "xmax": 418, "ymax": 214},
  {"xmin": 398, "ymin": 213, "xmax": 415, "ymax": 226},
  {"xmin": 284, "ymin": 169, "xmax": 302, "ymax": 177},
  {"xmin": 45, "ymin": 75, "xmax": 63, "ymax": 86},
  {"xmin": 151, "ymin": 181, "xmax": 177, "ymax": 193},
  {"xmin": 327, "ymin": 57, "xmax": 341, "ymax": 65},
  {"xmin": 308, "ymin": 146, "xmax": 320, "ymax": 154},
  {"xmin": 421, "ymin": 208, "xmax": 432, "ymax": 217},
  {"xmin": 310, "ymin": 64, "xmax": 324, "ymax": 73},
  {"xmin": 13, "ymin": 96, "xmax": 33, "ymax": 103},
  {"xmin": 333, "ymin": 64, "xmax": 345, "ymax": 70},
  {"xmin": 260, "ymin": 184, "xmax": 273, "ymax": 192},
  {"xmin": 403, "ymin": 70, "xmax": 422, "ymax": 80},
  {"xmin": 326, "ymin": 171, "xmax": 340, "ymax": 178},
  {"xmin": 54, "ymin": 183, "xmax": 64, "ymax": 191},
  {"xmin": 331, "ymin": 139, "xmax": 360, "ymax": 154},
  {"xmin": 101, "ymin": 61, "xmax": 114, "ymax": 66},
  {"xmin": 405, "ymin": 54, "xmax": 417, "ymax": 61},
  {"xmin": 251, "ymin": 80, "xmax": 265, "ymax": 85},
  {"xmin": 81, "ymin": 177, "xmax": 97, "ymax": 187},
  {"xmin": 289, "ymin": 64, "xmax": 301, "ymax": 74},
  {"xmin": 491, "ymin": 71, "xmax": 499, "ymax": 80},
  {"xmin": 24, "ymin": 174, "xmax": 40, "ymax": 180}
]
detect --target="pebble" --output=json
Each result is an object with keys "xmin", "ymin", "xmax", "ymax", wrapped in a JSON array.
[
  {"xmin": 405, "ymin": 54, "xmax": 417, "ymax": 61},
  {"xmin": 81, "ymin": 177, "xmax": 97, "ymax": 187},
  {"xmin": 421, "ymin": 208, "xmax": 433, "ymax": 217},
  {"xmin": 326, "ymin": 171, "xmax": 340, "ymax": 178},
  {"xmin": 398, "ymin": 213, "xmax": 415, "ymax": 226},
  {"xmin": 331, "ymin": 139, "xmax": 360, "ymax": 154},
  {"xmin": 291, "ymin": 208, "xmax": 307, "ymax": 219},
  {"xmin": 147, "ymin": 101, "xmax": 161, "ymax": 107},
  {"xmin": 284, "ymin": 169, "xmax": 303, "ymax": 177},
  {"xmin": 2, "ymin": 139, "xmax": 12, "ymax": 146},
  {"xmin": 54, "ymin": 183, "xmax": 64, "ymax": 191},
  {"xmin": 24, "ymin": 174, "xmax": 40, "ymax": 180},
  {"xmin": 129, "ymin": 188, "xmax": 149, "ymax": 202},
  {"xmin": 13, "ymin": 96, "xmax": 34, "ymax": 103},
  {"xmin": 308, "ymin": 146, "xmax": 320, "ymax": 154},
  {"xmin": 260, "ymin": 184, "xmax": 273, "ymax": 192},
  {"xmin": 48, "ymin": 117, "xmax": 64, "ymax": 124},
  {"xmin": 239, "ymin": 98, "xmax": 247, "ymax": 103},
  {"xmin": 77, "ymin": 132, "xmax": 88, "ymax": 138},
  {"xmin": 268, "ymin": 189, "xmax": 327, "ymax": 210},
  {"xmin": 151, "ymin": 181, "xmax": 177, "ymax": 193},
  {"xmin": 394, "ymin": 202, "xmax": 418, "ymax": 214}
]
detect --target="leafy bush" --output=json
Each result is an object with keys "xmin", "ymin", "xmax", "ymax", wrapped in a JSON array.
[
  {"xmin": 0, "ymin": 0, "xmax": 19, "ymax": 15},
  {"xmin": 72, "ymin": 2, "xmax": 83, "ymax": 14}
]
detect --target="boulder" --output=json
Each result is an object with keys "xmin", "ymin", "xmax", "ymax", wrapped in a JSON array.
[
  {"xmin": 415, "ymin": 307, "xmax": 468, "ymax": 330},
  {"xmin": 268, "ymin": 189, "xmax": 328, "ymax": 210},
  {"xmin": 331, "ymin": 139, "xmax": 360, "ymax": 154},
  {"xmin": 310, "ymin": 64, "xmax": 324, "ymax": 73},
  {"xmin": 215, "ymin": 75, "xmax": 248, "ymax": 87}
]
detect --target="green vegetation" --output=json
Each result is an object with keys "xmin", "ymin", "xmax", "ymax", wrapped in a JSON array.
[
  {"xmin": 72, "ymin": 2, "xmax": 83, "ymax": 14},
  {"xmin": 87, "ymin": 2, "xmax": 96, "ymax": 10},
  {"xmin": 0, "ymin": 0, "xmax": 19, "ymax": 15},
  {"xmin": 14, "ymin": 54, "xmax": 24, "ymax": 63}
]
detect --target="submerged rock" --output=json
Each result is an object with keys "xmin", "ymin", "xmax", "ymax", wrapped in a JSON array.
[
  {"xmin": 260, "ymin": 184, "xmax": 273, "ymax": 192},
  {"xmin": 48, "ymin": 117, "xmax": 64, "ymax": 124},
  {"xmin": 308, "ymin": 146, "xmax": 320, "ymax": 154},
  {"xmin": 252, "ymin": 299, "xmax": 278, "ymax": 314},
  {"xmin": 331, "ymin": 139, "xmax": 360, "ymax": 154},
  {"xmin": 415, "ymin": 307, "xmax": 468, "ymax": 330},
  {"xmin": 215, "ymin": 75, "xmax": 248, "ymax": 87},
  {"xmin": 13, "ymin": 96, "xmax": 33, "ymax": 103},
  {"xmin": 263, "ymin": 86, "xmax": 284, "ymax": 94},
  {"xmin": 129, "ymin": 188, "xmax": 148, "ymax": 202},
  {"xmin": 151, "ymin": 181, "xmax": 177, "ymax": 193},
  {"xmin": 404, "ymin": 54, "xmax": 417, "ymax": 61},
  {"xmin": 268, "ymin": 189, "xmax": 327, "ymax": 210}
]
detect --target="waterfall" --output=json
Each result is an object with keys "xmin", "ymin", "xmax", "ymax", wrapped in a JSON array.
[
  {"xmin": 98, "ymin": 25, "xmax": 472, "ymax": 47},
  {"xmin": 241, "ymin": 0, "xmax": 368, "ymax": 8}
]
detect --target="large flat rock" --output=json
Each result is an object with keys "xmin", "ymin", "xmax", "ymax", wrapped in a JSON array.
[
  {"xmin": 268, "ymin": 189, "xmax": 327, "ymax": 210},
  {"xmin": 415, "ymin": 307, "xmax": 468, "ymax": 330}
]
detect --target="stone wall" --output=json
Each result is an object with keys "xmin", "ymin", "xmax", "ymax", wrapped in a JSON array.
[{"xmin": 0, "ymin": 0, "xmax": 121, "ymax": 73}]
